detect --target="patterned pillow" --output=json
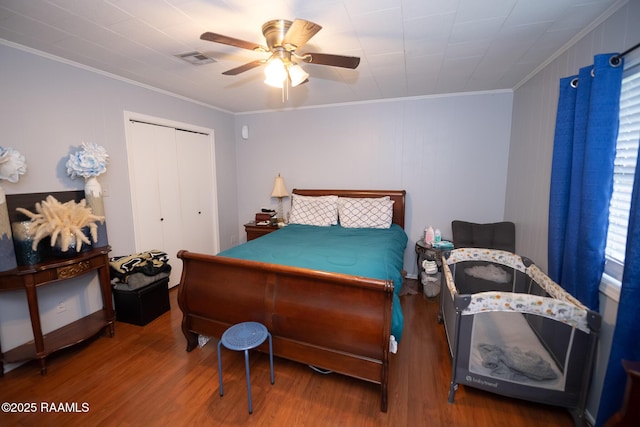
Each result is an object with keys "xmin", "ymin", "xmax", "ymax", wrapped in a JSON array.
[
  {"xmin": 288, "ymin": 194, "xmax": 339, "ymax": 226},
  {"xmin": 338, "ymin": 197, "xmax": 394, "ymax": 229}
]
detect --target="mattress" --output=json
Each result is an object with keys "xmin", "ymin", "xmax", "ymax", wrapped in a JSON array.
[
  {"xmin": 469, "ymin": 311, "xmax": 566, "ymax": 391},
  {"xmin": 218, "ymin": 223, "xmax": 408, "ymax": 340}
]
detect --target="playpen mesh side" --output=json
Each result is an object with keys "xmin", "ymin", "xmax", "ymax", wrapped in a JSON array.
[{"xmin": 444, "ymin": 248, "xmax": 590, "ymax": 333}]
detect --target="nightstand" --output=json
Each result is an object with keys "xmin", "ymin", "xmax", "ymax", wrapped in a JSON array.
[
  {"xmin": 415, "ymin": 238, "xmax": 454, "ymax": 270},
  {"xmin": 415, "ymin": 239, "xmax": 453, "ymax": 294},
  {"xmin": 244, "ymin": 222, "xmax": 279, "ymax": 241}
]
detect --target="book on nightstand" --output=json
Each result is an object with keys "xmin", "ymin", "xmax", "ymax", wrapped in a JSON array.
[{"xmin": 255, "ymin": 211, "xmax": 276, "ymax": 222}]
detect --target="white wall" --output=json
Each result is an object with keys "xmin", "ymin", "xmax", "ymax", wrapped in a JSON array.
[
  {"xmin": 506, "ymin": 1, "xmax": 640, "ymax": 421},
  {"xmin": 0, "ymin": 42, "xmax": 238, "ymax": 371},
  {"xmin": 234, "ymin": 91, "xmax": 514, "ymax": 274}
]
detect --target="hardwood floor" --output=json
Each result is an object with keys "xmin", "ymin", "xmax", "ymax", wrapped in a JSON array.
[{"xmin": 0, "ymin": 282, "xmax": 574, "ymax": 426}]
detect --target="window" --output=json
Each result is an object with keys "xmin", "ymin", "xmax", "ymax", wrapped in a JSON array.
[{"xmin": 604, "ymin": 62, "xmax": 640, "ymax": 282}]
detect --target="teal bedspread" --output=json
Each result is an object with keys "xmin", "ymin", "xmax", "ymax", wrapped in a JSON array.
[{"xmin": 218, "ymin": 224, "xmax": 408, "ymax": 341}]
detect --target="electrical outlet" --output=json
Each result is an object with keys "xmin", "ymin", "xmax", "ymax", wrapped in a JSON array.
[
  {"xmin": 56, "ymin": 302, "xmax": 66, "ymax": 314},
  {"xmin": 231, "ymin": 234, "xmax": 239, "ymax": 245},
  {"xmin": 102, "ymin": 184, "xmax": 110, "ymax": 197}
]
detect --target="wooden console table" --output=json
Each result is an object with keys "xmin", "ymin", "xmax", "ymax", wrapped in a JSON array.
[{"xmin": 0, "ymin": 247, "xmax": 115, "ymax": 376}]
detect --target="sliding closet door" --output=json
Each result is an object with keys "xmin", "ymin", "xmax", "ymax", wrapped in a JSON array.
[
  {"xmin": 175, "ymin": 130, "xmax": 215, "ymax": 255},
  {"xmin": 127, "ymin": 120, "xmax": 217, "ymax": 288}
]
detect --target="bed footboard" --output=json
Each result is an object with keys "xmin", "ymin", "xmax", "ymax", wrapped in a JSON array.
[{"xmin": 176, "ymin": 250, "xmax": 394, "ymax": 412}]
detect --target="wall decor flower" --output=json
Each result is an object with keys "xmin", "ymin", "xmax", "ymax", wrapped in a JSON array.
[
  {"xmin": 0, "ymin": 146, "xmax": 26, "ymax": 270},
  {"xmin": 0, "ymin": 146, "xmax": 27, "ymax": 183},
  {"xmin": 66, "ymin": 142, "xmax": 109, "ymax": 179}
]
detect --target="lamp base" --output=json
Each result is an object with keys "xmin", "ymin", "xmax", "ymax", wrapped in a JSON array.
[{"xmin": 277, "ymin": 197, "xmax": 284, "ymax": 224}]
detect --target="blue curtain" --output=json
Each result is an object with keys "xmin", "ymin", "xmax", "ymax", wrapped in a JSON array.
[
  {"xmin": 596, "ymin": 135, "xmax": 640, "ymax": 424},
  {"xmin": 548, "ymin": 53, "xmax": 623, "ymax": 311}
]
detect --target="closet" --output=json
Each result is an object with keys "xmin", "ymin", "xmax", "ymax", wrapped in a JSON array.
[{"xmin": 126, "ymin": 117, "xmax": 218, "ymax": 288}]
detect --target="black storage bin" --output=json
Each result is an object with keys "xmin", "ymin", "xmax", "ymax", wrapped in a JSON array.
[{"xmin": 113, "ymin": 277, "xmax": 170, "ymax": 326}]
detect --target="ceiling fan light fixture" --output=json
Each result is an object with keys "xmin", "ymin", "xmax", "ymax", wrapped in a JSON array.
[
  {"xmin": 201, "ymin": 18, "xmax": 360, "ymax": 91},
  {"xmin": 264, "ymin": 57, "xmax": 287, "ymax": 88},
  {"xmin": 288, "ymin": 63, "xmax": 309, "ymax": 87}
]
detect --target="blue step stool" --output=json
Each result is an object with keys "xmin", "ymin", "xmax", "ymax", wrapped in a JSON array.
[{"xmin": 217, "ymin": 321, "xmax": 274, "ymax": 414}]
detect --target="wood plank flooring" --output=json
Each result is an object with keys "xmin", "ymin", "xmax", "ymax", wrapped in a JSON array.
[{"xmin": 0, "ymin": 282, "xmax": 574, "ymax": 426}]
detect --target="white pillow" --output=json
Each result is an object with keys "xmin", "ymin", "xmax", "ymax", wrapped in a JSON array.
[
  {"xmin": 338, "ymin": 197, "xmax": 395, "ymax": 229},
  {"xmin": 288, "ymin": 194, "xmax": 339, "ymax": 226}
]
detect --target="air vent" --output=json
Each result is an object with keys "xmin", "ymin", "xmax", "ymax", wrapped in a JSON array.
[{"xmin": 175, "ymin": 51, "xmax": 216, "ymax": 65}]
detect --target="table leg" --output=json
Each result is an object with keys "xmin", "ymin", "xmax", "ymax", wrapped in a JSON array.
[
  {"xmin": 217, "ymin": 340, "xmax": 224, "ymax": 397},
  {"xmin": 24, "ymin": 280, "xmax": 47, "ymax": 376},
  {"xmin": 38, "ymin": 358, "xmax": 47, "ymax": 375},
  {"xmin": 268, "ymin": 333, "xmax": 274, "ymax": 385},
  {"xmin": 244, "ymin": 349, "xmax": 253, "ymax": 414}
]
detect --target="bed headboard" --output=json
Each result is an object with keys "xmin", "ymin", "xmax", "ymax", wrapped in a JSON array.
[{"xmin": 291, "ymin": 189, "xmax": 406, "ymax": 229}]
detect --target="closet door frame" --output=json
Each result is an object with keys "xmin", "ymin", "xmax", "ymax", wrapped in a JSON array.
[{"xmin": 123, "ymin": 111, "xmax": 220, "ymax": 275}]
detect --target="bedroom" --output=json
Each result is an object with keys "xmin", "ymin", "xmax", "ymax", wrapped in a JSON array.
[{"xmin": 1, "ymin": 0, "xmax": 639, "ymax": 425}]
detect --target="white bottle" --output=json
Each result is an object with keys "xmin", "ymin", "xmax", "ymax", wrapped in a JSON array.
[
  {"xmin": 424, "ymin": 226, "xmax": 434, "ymax": 243},
  {"xmin": 434, "ymin": 228, "xmax": 441, "ymax": 242}
]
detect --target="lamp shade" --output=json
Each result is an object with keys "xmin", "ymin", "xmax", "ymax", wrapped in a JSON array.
[
  {"xmin": 288, "ymin": 64, "xmax": 309, "ymax": 87},
  {"xmin": 271, "ymin": 173, "xmax": 289, "ymax": 198},
  {"xmin": 264, "ymin": 57, "xmax": 287, "ymax": 88}
]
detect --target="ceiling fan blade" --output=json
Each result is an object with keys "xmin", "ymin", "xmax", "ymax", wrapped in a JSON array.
[
  {"xmin": 201, "ymin": 32, "xmax": 267, "ymax": 52},
  {"xmin": 222, "ymin": 60, "xmax": 265, "ymax": 76},
  {"xmin": 301, "ymin": 52, "xmax": 360, "ymax": 69},
  {"xmin": 282, "ymin": 19, "xmax": 322, "ymax": 51}
]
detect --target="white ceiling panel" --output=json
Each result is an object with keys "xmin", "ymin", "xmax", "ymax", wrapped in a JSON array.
[
  {"xmin": 0, "ymin": 11, "xmax": 70, "ymax": 44},
  {"xmin": 454, "ymin": 0, "xmax": 516, "ymax": 23},
  {"xmin": 49, "ymin": 0, "xmax": 132, "ymax": 26},
  {"xmin": 0, "ymin": 0, "xmax": 626, "ymax": 113},
  {"xmin": 403, "ymin": 13, "xmax": 456, "ymax": 41},
  {"xmin": 401, "ymin": 0, "xmax": 459, "ymax": 18},
  {"xmin": 505, "ymin": 0, "xmax": 572, "ymax": 26},
  {"xmin": 549, "ymin": 1, "xmax": 615, "ymax": 32},
  {"xmin": 450, "ymin": 17, "xmax": 506, "ymax": 44}
]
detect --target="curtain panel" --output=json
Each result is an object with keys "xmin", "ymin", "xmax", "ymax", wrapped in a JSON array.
[
  {"xmin": 596, "ymin": 134, "xmax": 640, "ymax": 425},
  {"xmin": 548, "ymin": 53, "xmax": 623, "ymax": 311}
]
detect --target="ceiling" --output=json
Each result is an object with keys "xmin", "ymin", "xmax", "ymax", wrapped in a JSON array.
[{"xmin": 0, "ymin": 0, "xmax": 624, "ymax": 114}]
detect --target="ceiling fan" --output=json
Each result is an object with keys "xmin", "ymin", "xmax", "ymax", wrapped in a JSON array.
[{"xmin": 200, "ymin": 19, "xmax": 360, "ymax": 88}]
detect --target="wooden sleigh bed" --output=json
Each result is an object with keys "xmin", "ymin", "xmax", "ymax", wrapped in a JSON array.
[{"xmin": 177, "ymin": 189, "xmax": 407, "ymax": 412}]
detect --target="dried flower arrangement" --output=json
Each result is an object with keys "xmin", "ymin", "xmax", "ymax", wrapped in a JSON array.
[{"xmin": 16, "ymin": 195, "xmax": 105, "ymax": 252}]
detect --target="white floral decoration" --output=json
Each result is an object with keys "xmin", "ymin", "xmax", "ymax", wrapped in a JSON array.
[
  {"xmin": 66, "ymin": 142, "xmax": 109, "ymax": 179},
  {"xmin": 0, "ymin": 146, "xmax": 27, "ymax": 183}
]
